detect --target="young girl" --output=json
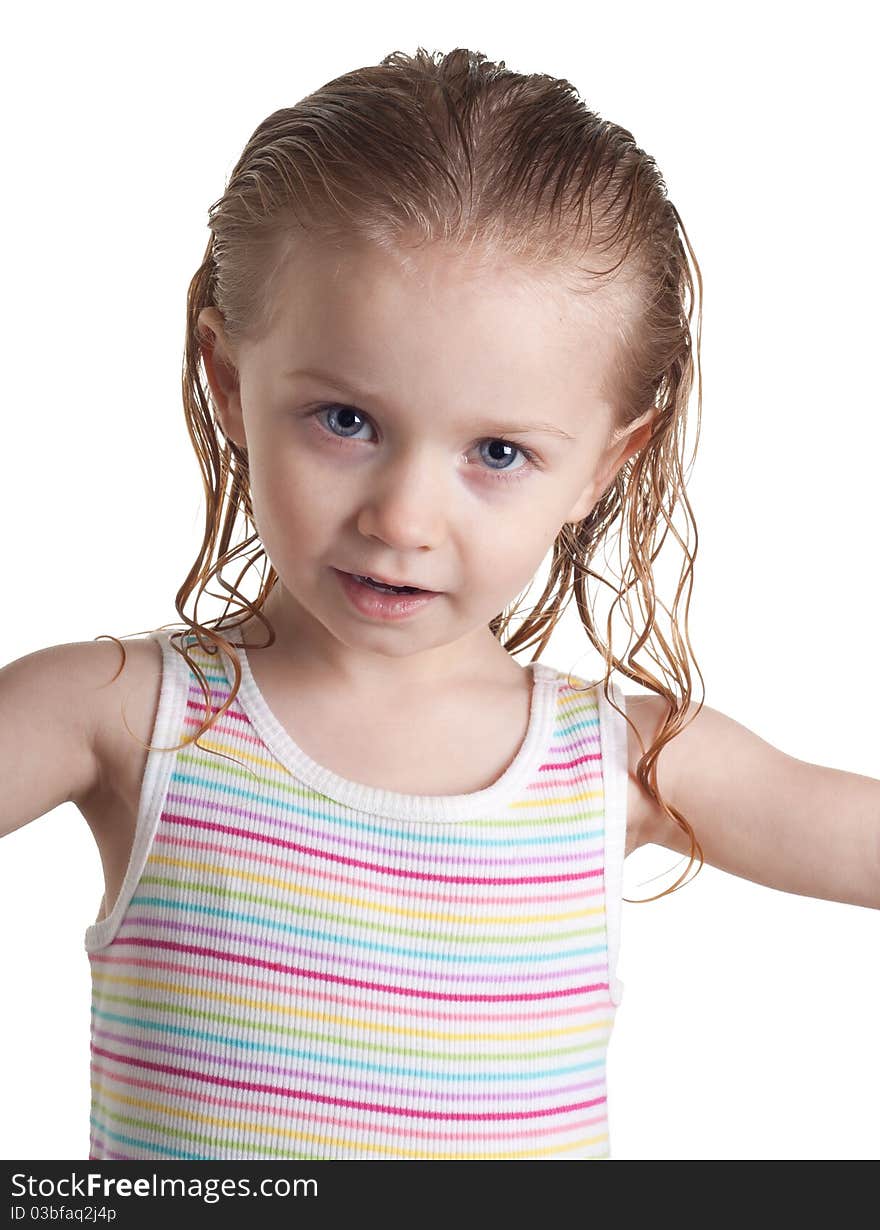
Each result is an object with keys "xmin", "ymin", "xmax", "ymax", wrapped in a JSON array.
[{"xmin": 2, "ymin": 46, "xmax": 878, "ymax": 1162}]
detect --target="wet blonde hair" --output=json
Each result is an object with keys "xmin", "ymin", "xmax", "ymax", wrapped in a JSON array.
[{"xmin": 108, "ymin": 46, "xmax": 705, "ymax": 903}]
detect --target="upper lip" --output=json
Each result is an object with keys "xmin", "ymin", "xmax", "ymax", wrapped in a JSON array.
[{"xmin": 339, "ymin": 567, "xmax": 437, "ymax": 592}]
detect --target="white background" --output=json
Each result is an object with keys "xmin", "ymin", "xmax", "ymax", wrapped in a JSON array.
[{"xmin": 1, "ymin": 0, "xmax": 878, "ymax": 1162}]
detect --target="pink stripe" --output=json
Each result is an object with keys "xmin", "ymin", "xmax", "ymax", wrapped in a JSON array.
[
  {"xmin": 152, "ymin": 830, "xmax": 605, "ymax": 907},
  {"xmin": 539, "ymin": 752, "xmax": 600, "ymax": 770},
  {"xmin": 90, "ymin": 951, "xmax": 610, "ymax": 1024},
  {"xmin": 109, "ymin": 936, "xmax": 610, "ymax": 1002},
  {"xmin": 165, "ymin": 793, "xmax": 602, "ymax": 870},
  {"xmin": 158, "ymin": 811, "xmax": 603, "ymax": 885},
  {"xmin": 91, "ymin": 1062, "xmax": 606, "ymax": 1144},
  {"xmin": 114, "ymin": 914, "xmax": 610, "ymax": 989},
  {"xmin": 185, "ymin": 693, "xmax": 247, "ymax": 721},
  {"xmin": 92, "ymin": 1043, "xmax": 607, "ymax": 1122},
  {"xmin": 91, "ymin": 1029, "xmax": 609, "ymax": 1105},
  {"xmin": 180, "ymin": 705, "xmax": 277, "ymax": 756}
]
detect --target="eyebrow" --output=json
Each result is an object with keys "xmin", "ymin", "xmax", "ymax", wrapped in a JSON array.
[{"xmin": 286, "ymin": 366, "xmax": 577, "ymax": 440}]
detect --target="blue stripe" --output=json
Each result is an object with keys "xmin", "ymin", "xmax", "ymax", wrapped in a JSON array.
[
  {"xmin": 90, "ymin": 1007, "xmax": 611, "ymax": 1081},
  {"xmin": 126, "ymin": 892, "xmax": 609, "ymax": 964},
  {"xmin": 89, "ymin": 1114, "xmax": 205, "ymax": 1160},
  {"xmin": 168, "ymin": 769, "xmax": 605, "ymax": 847}
]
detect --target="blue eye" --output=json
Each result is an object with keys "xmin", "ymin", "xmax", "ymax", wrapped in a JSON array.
[
  {"xmin": 311, "ymin": 403, "xmax": 537, "ymax": 478},
  {"xmin": 320, "ymin": 404, "xmax": 374, "ymax": 440}
]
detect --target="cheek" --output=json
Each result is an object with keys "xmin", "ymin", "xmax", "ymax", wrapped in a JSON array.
[
  {"xmin": 249, "ymin": 447, "xmax": 355, "ymax": 563},
  {"xmin": 476, "ymin": 516, "xmax": 557, "ymax": 588}
]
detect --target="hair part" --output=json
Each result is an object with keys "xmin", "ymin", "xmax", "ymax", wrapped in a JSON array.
[{"xmin": 113, "ymin": 47, "xmax": 706, "ymax": 903}]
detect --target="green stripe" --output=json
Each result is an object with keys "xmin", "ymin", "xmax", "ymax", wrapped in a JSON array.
[
  {"xmin": 92, "ymin": 991, "xmax": 613, "ymax": 1062},
  {"xmin": 137, "ymin": 872, "xmax": 607, "ymax": 947}
]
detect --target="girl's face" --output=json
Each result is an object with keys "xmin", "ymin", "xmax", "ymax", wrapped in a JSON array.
[{"xmin": 199, "ymin": 239, "xmax": 651, "ymax": 687}]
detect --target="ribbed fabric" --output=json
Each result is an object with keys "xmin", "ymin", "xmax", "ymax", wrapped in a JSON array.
[{"xmin": 84, "ymin": 629, "xmax": 628, "ymax": 1160}]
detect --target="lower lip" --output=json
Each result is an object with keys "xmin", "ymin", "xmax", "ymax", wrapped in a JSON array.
[{"xmin": 333, "ymin": 569, "xmax": 441, "ymax": 621}]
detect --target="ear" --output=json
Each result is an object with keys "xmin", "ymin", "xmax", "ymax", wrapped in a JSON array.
[
  {"xmin": 562, "ymin": 408, "xmax": 658, "ymax": 526},
  {"xmin": 197, "ymin": 307, "xmax": 247, "ymax": 450}
]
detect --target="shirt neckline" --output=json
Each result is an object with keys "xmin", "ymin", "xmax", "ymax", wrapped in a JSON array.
[{"xmin": 213, "ymin": 637, "xmax": 560, "ymax": 822}]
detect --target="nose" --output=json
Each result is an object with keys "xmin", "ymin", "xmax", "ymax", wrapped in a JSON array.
[{"xmin": 356, "ymin": 444, "xmax": 448, "ymax": 551}]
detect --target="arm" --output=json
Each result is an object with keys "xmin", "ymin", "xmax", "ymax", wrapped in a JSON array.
[
  {"xmin": 626, "ymin": 694, "xmax": 880, "ymax": 910},
  {"xmin": 0, "ymin": 641, "xmax": 108, "ymax": 839}
]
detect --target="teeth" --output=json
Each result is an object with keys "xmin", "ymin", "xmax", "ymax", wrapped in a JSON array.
[{"xmin": 357, "ymin": 575, "xmax": 415, "ymax": 594}]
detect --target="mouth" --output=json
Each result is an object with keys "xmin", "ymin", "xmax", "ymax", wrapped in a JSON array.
[
  {"xmin": 333, "ymin": 568, "xmax": 443, "ymax": 620},
  {"xmin": 336, "ymin": 569, "xmax": 440, "ymax": 596}
]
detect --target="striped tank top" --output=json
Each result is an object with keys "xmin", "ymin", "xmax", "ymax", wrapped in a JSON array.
[{"xmin": 84, "ymin": 629, "xmax": 629, "ymax": 1160}]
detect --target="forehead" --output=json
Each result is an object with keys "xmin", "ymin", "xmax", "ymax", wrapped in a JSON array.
[{"xmin": 259, "ymin": 237, "xmax": 623, "ymax": 413}]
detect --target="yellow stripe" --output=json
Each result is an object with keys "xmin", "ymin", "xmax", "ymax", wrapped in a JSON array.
[
  {"xmin": 94, "ymin": 1087, "xmax": 608, "ymax": 1159},
  {"xmin": 95, "ymin": 988, "xmax": 614, "ymax": 1061},
  {"xmin": 144, "ymin": 852, "xmax": 606, "ymax": 926},
  {"xmin": 91, "ymin": 970, "xmax": 613, "ymax": 1042},
  {"xmin": 508, "ymin": 787, "xmax": 601, "ymax": 809}
]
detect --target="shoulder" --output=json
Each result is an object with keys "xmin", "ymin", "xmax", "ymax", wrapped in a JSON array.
[
  {"xmin": 0, "ymin": 636, "xmax": 164, "ymax": 824},
  {"xmin": 21, "ymin": 636, "xmax": 167, "ymax": 807},
  {"xmin": 1, "ymin": 636, "xmax": 160, "ymax": 743},
  {"xmin": 85, "ymin": 636, "xmax": 165, "ymax": 798}
]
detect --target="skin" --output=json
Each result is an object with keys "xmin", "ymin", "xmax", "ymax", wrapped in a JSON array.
[{"xmin": 197, "ymin": 238, "xmax": 655, "ymax": 704}]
